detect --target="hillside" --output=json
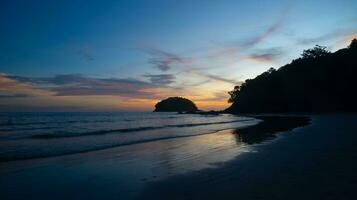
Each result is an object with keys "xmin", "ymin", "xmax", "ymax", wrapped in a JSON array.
[{"xmin": 226, "ymin": 39, "xmax": 357, "ymax": 113}]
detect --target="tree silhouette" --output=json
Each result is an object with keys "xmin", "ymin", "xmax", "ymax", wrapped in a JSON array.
[
  {"xmin": 154, "ymin": 97, "xmax": 198, "ymax": 112},
  {"xmin": 228, "ymin": 86, "xmax": 240, "ymax": 103},
  {"xmin": 301, "ymin": 45, "xmax": 330, "ymax": 59},
  {"xmin": 226, "ymin": 39, "xmax": 357, "ymax": 113},
  {"xmin": 349, "ymin": 38, "xmax": 357, "ymax": 49}
]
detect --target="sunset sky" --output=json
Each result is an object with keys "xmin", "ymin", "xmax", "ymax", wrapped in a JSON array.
[{"xmin": 1, "ymin": 0, "xmax": 356, "ymax": 111}]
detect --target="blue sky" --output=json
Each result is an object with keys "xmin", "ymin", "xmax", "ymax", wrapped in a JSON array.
[{"xmin": 0, "ymin": 0, "xmax": 356, "ymax": 111}]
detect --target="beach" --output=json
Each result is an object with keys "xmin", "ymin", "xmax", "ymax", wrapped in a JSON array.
[
  {"xmin": 1, "ymin": 114, "xmax": 357, "ymax": 199},
  {"xmin": 142, "ymin": 114, "xmax": 357, "ymax": 199},
  {"xmin": 2, "ymin": 1, "xmax": 356, "ymax": 199}
]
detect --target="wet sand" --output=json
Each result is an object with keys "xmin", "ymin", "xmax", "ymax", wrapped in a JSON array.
[
  {"xmin": 141, "ymin": 114, "xmax": 357, "ymax": 199},
  {"xmin": 1, "ymin": 114, "xmax": 356, "ymax": 200}
]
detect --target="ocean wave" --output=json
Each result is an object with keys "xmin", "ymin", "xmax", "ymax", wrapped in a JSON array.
[
  {"xmin": 29, "ymin": 119, "xmax": 255, "ymax": 139},
  {"xmin": 0, "ymin": 119, "xmax": 115, "ymax": 127},
  {"xmin": 0, "ymin": 115, "xmax": 181, "ymax": 128},
  {"xmin": 0, "ymin": 126, "xmax": 58, "ymax": 132},
  {"xmin": 0, "ymin": 119, "xmax": 261, "ymax": 162},
  {"xmin": 0, "ymin": 133, "xmax": 218, "ymax": 162}
]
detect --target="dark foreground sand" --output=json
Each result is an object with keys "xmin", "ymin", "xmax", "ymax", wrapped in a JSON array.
[
  {"xmin": 141, "ymin": 114, "xmax": 357, "ymax": 200},
  {"xmin": 1, "ymin": 114, "xmax": 357, "ymax": 200}
]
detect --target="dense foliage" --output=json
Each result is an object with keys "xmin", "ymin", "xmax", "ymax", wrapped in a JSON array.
[
  {"xmin": 226, "ymin": 39, "xmax": 357, "ymax": 113},
  {"xmin": 154, "ymin": 97, "xmax": 198, "ymax": 112}
]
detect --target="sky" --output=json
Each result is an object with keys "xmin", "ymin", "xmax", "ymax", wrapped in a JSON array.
[{"xmin": 0, "ymin": 0, "xmax": 356, "ymax": 112}]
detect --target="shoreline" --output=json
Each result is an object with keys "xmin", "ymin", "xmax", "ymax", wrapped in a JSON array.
[
  {"xmin": 0, "ymin": 114, "xmax": 315, "ymax": 200},
  {"xmin": 140, "ymin": 113, "xmax": 357, "ymax": 200},
  {"xmin": 0, "ymin": 116, "xmax": 259, "ymax": 163},
  {"xmin": 0, "ymin": 115, "xmax": 308, "ymax": 163}
]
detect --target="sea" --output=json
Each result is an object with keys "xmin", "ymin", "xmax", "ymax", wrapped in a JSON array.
[{"xmin": 0, "ymin": 112, "xmax": 259, "ymax": 162}]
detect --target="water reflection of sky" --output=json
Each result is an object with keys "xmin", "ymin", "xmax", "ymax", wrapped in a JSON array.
[
  {"xmin": 1, "ymin": 116, "xmax": 308, "ymax": 200},
  {"xmin": 0, "ymin": 129, "xmax": 255, "ymax": 199}
]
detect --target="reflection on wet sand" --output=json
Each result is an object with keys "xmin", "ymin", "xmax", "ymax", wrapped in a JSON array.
[
  {"xmin": 233, "ymin": 116, "xmax": 311, "ymax": 145},
  {"xmin": 0, "ymin": 116, "xmax": 311, "ymax": 200}
]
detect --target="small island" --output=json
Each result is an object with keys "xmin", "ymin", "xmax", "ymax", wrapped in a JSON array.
[{"xmin": 154, "ymin": 97, "xmax": 198, "ymax": 112}]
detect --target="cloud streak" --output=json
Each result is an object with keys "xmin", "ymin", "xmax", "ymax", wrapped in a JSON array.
[
  {"xmin": 139, "ymin": 46, "xmax": 193, "ymax": 71},
  {"xmin": 185, "ymin": 70, "xmax": 242, "ymax": 85},
  {"xmin": 1, "ymin": 73, "xmax": 181, "ymax": 99},
  {"xmin": 296, "ymin": 29, "xmax": 357, "ymax": 45},
  {"xmin": 243, "ymin": 16, "xmax": 285, "ymax": 47},
  {"xmin": 1, "ymin": 72, "xmax": 233, "ymax": 111},
  {"xmin": 143, "ymin": 74, "xmax": 176, "ymax": 85},
  {"xmin": 247, "ymin": 48, "xmax": 283, "ymax": 63},
  {"xmin": 133, "ymin": 13, "xmax": 289, "ymax": 91},
  {"xmin": 0, "ymin": 93, "xmax": 31, "ymax": 98}
]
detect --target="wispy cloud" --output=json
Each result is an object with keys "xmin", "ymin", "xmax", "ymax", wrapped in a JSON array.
[
  {"xmin": 184, "ymin": 15, "xmax": 287, "ymax": 67},
  {"xmin": 296, "ymin": 29, "xmax": 357, "ymax": 45},
  {"xmin": 143, "ymin": 74, "xmax": 176, "ymax": 85},
  {"xmin": 192, "ymin": 91, "xmax": 229, "ymax": 102},
  {"xmin": 247, "ymin": 48, "xmax": 283, "ymax": 63},
  {"xmin": 0, "ymin": 73, "xmax": 53, "ymax": 97},
  {"xmin": 0, "ymin": 93, "xmax": 31, "ymax": 98},
  {"xmin": 1, "ymin": 73, "xmax": 180, "ymax": 99},
  {"xmin": 181, "ymin": 80, "xmax": 211, "ymax": 87},
  {"xmin": 1, "ymin": 72, "xmax": 235, "ymax": 111},
  {"xmin": 242, "ymin": 16, "xmax": 285, "ymax": 48},
  {"xmin": 139, "ymin": 46, "xmax": 193, "ymax": 71},
  {"xmin": 185, "ymin": 70, "xmax": 242, "ymax": 85},
  {"xmin": 134, "ymin": 13, "xmax": 289, "ymax": 89}
]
